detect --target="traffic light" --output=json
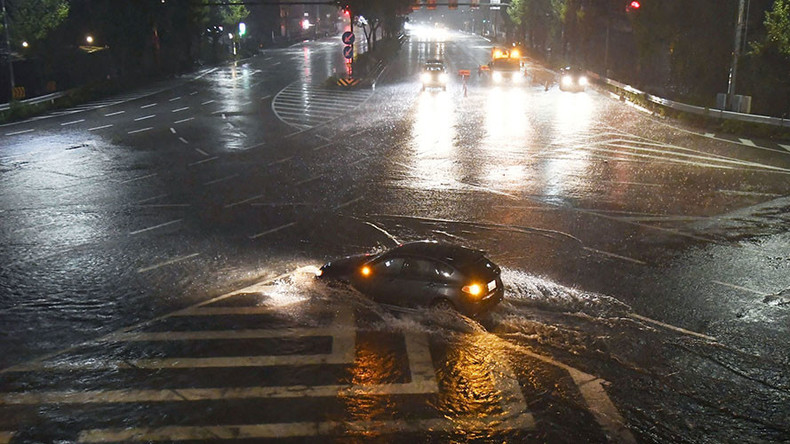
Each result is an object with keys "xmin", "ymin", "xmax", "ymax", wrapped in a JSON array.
[{"xmin": 626, "ymin": 1, "xmax": 641, "ymax": 12}]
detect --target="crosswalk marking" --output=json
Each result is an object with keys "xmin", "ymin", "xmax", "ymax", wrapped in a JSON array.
[
  {"xmin": 739, "ymin": 138, "xmax": 756, "ymax": 147},
  {"xmin": 780, "ymin": 144, "xmax": 790, "ymax": 152}
]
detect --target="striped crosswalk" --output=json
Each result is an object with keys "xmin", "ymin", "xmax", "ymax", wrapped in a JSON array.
[{"xmin": 272, "ymin": 82, "xmax": 373, "ymax": 130}]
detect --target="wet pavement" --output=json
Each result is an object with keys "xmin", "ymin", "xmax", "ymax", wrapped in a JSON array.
[{"xmin": 1, "ymin": 29, "xmax": 789, "ymax": 442}]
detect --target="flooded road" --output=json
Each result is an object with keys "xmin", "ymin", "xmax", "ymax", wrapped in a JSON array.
[{"xmin": 1, "ymin": 29, "xmax": 789, "ymax": 442}]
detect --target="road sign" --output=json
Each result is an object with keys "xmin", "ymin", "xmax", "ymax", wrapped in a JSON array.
[
  {"xmin": 343, "ymin": 45, "xmax": 354, "ymax": 59},
  {"xmin": 342, "ymin": 31, "xmax": 355, "ymax": 45}
]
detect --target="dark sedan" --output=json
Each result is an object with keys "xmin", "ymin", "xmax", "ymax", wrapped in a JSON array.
[
  {"xmin": 316, "ymin": 241, "xmax": 504, "ymax": 317},
  {"xmin": 559, "ymin": 66, "xmax": 589, "ymax": 92}
]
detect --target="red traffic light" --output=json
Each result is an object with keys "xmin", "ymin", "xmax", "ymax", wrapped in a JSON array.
[{"xmin": 627, "ymin": 0, "xmax": 641, "ymax": 11}]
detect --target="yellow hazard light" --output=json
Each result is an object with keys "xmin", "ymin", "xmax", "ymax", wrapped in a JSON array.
[
  {"xmin": 493, "ymin": 49, "xmax": 504, "ymax": 59},
  {"xmin": 360, "ymin": 266, "xmax": 372, "ymax": 277},
  {"xmin": 462, "ymin": 283, "xmax": 483, "ymax": 296}
]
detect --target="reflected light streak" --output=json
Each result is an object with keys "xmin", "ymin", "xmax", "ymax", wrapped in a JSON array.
[
  {"xmin": 541, "ymin": 93, "xmax": 595, "ymax": 198},
  {"xmin": 553, "ymin": 92, "xmax": 594, "ymax": 139},
  {"xmin": 408, "ymin": 93, "xmax": 459, "ymax": 190}
]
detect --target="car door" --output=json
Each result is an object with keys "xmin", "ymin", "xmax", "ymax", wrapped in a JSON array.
[
  {"xmin": 358, "ymin": 256, "xmax": 404, "ymax": 305},
  {"xmin": 397, "ymin": 258, "xmax": 453, "ymax": 308}
]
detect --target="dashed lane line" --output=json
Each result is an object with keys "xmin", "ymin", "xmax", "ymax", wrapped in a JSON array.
[
  {"xmin": 61, "ymin": 119, "xmax": 85, "ymax": 126},
  {"xmin": 249, "ymin": 221, "xmax": 297, "ymax": 239},
  {"xmin": 333, "ymin": 196, "xmax": 363, "ymax": 211},
  {"xmin": 203, "ymin": 174, "xmax": 239, "ymax": 186},
  {"xmin": 582, "ymin": 247, "xmax": 646, "ymax": 265},
  {"xmin": 129, "ymin": 219, "xmax": 182, "ymax": 235},
  {"xmin": 127, "ymin": 127, "xmax": 153, "ymax": 135},
  {"xmin": 711, "ymin": 280, "xmax": 770, "ymax": 296},
  {"xmin": 201, "ymin": 99, "xmax": 215, "ymax": 105},
  {"xmin": 88, "ymin": 124, "xmax": 113, "ymax": 131},
  {"xmin": 628, "ymin": 313, "xmax": 717, "ymax": 342},
  {"xmin": 137, "ymin": 253, "xmax": 200, "ymax": 274},
  {"xmin": 172, "ymin": 106, "xmax": 190, "ymax": 113},
  {"xmin": 140, "ymin": 103, "xmax": 157, "ymax": 109},
  {"xmin": 4, "ymin": 129, "xmax": 34, "ymax": 136},
  {"xmin": 134, "ymin": 114, "xmax": 156, "ymax": 122},
  {"xmin": 179, "ymin": 137, "xmax": 189, "ymax": 144},
  {"xmin": 174, "ymin": 117, "xmax": 194, "ymax": 124},
  {"xmin": 104, "ymin": 110, "xmax": 125, "ymax": 117},
  {"xmin": 119, "ymin": 173, "xmax": 157, "ymax": 184},
  {"xmin": 169, "ymin": 96, "xmax": 182, "ymax": 102},
  {"xmin": 187, "ymin": 156, "xmax": 218, "ymax": 166},
  {"xmin": 225, "ymin": 193, "xmax": 265, "ymax": 208}
]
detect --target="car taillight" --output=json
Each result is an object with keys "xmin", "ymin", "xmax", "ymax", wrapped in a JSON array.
[{"xmin": 462, "ymin": 283, "xmax": 483, "ymax": 296}]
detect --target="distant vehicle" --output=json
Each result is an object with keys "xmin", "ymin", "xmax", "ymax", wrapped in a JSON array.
[
  {"xmin": 488, "ymin": 48, "xmax": 525, "ymax": 85},
  {"xmin": 316, "ymin": 241, "xmax": 504, "ymax": 317},
  {"xmin": 421, "ymin": 59, "xmax": 448, "ymax": 91},
  {"xmin": 559, "ymin": 66, "xmax": 588, "ymax": 92}
]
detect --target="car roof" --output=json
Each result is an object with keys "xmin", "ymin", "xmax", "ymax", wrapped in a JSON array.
[
  {"xmin": 425, "ymin": 59, "xmax": 444, "ymax": 65},
  {"xmin": 386, "ymin": 241, "xmax": 484, "ymax": 266}
]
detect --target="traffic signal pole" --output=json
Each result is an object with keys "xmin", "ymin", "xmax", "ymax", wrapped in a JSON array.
[
  {"xmin": 726, "ymin": 0, "xmax": 746, "ymax": 110},
  {"xmin": 1, "ymin": 0, "xmax": 15, "ymax": 98}
]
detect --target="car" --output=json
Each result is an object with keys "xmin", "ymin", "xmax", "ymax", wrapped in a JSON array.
[
  {"xmin": 559, "ymin": 66, "xmax": 588, "ymax": 92},
  {"xmin": 316, "ymin": 241, "xmax": 504, "ymax": 317},
  {"xmin": 421, "ymin": 59, "xmax": 448, "ymax": 91},
  {"xmin": 489, "ymin": 57, "xmax": 525, "ymax": 85}
]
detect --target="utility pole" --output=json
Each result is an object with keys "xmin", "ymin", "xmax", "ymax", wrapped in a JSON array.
[
  {"xmin": 726, "ymin": 0, "xmax": 746, "ymax": 110},
  {"xmin": 1, "ymin": 0, "xmax": 15, "ymax": 99}
]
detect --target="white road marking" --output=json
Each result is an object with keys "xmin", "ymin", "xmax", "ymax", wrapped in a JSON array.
[
  {"xmin": 129, "ymin": 219, "xmax": 182, "ymax": 235},
  {"xmin": 221, "ymin": 113, "xmax": 226, "ymax": 119},
  {"xmin": 194, "ymin": 148, "xmax": 209, "ymax": 156},
  {"xmin": 296, "ymin": 175, "xmax": 323, "ymax": 185},
  {"xmin": 268, "ymin": 156, "xmax": 293, "ymax": 166},
  {"xmin": 174, "ymin": 117, "xmax": 194, "ymax": 124},
  {"xmin": 187, "ymin": 156, "xmax": 218, "ymax": 166},
  {"xmin": 333, "ymin": 196, "xmax": 363, "ymax": 211},
  {"xmin": 104, "ymin": 111, "xmax": 125, "ymax": 117},
  {"xmin": 119, "ymin": 173, "xmax": 157, "ymax": 184},
  {"xmin": 133, "ymin": 194, "xmax": 166, "ymax": 204},
  {"xmin": 628, "ymin": 313, "xmax": 717, "ymax": 342},
  {"xmin": 250, "ymin": 222, "xmax": 297, "ymax": 239},
  {"xmin": 190, "ymin": 91, "xmax": 198, "ymax": 96},
  {"xmin": 739, "ymin": 138, "xmax": 756, "ymax": 147},
  {"xmin": 169, "ymin": 127, "xmax": 176, "ymax": 134},
  {"xmin": 61, "ymin": 119, "xmax": 85, "ymax": 126},
  {"xmin": 134, "ymin": 114, "xmax": 156, "ymax": 122},
  {"xmin": 583, "ymin": 247, "xmax": 646, "ymax": 265},
  {"xmin": 780, "ymin": 144, "xmax": 790, "ymax": 152},
  {"xmin": 178, "ymin": 137, "xmax": 189, "ymax": 144},
  {"xmin": 260, "ymin": 95, "xmax": 271, "ymax": 101},
  {"xmin": 88, "ymin": 124, "xmax": 113, "ymax": 131},
  {"xmin": 225, "ymin": 193, "xmax": 265, "ymax": 208},
  {"xmin": 127, "ymin": 127, "xmax": 153, "ymax": 134},
  {"xmin": 711, "ymin": 280, "xmax": 770, "ymax": 296},
  {"xmin": 203, "ymin": 174, "xmax": 239, "ymax": 185},
  {"xmin": 201, "ymin": 99, "xmax": 215, "ymax": 105},
  {"xmin": 4, "ymin": 129, "xmax": 35, "ymax": 136},
  {"xmin": 137, "ymin": 253, "xmax": 199, "ymax": 274},
  {"xmin": 169, "ymin": 96, "xmax": 181, "ymax": 102},
  {"xmin": 140, "ymin": 103, "xmax": 157, "ymax": 109},
  {"xmin": 135, "ymin": 204, "xmax": 190, "ymax": 209},
  {"xmin": 171, "ymin": 106, "xmax": 189, "ymax": 113},
  {"xmin": 704, "ymin": 133, "xmax": 715, "ymax": 137}
]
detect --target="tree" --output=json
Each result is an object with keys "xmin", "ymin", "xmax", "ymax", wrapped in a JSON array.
[
  {"xmin": 0, "ymin": 0, "xmax": 68, "ymax": 48},
  {"xmin": 763, "ymin": 0, "xmax": 790, "ymax": 57}
]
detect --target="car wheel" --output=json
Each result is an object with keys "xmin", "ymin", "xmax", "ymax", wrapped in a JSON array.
[{"xmin": 431, "ymin": 299, "xmax": 455, "ymax": 312}]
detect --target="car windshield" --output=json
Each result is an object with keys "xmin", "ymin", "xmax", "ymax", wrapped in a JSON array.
[{"xmin": 3, "ymin": 3, "xmax": 789, "ymax": 443}]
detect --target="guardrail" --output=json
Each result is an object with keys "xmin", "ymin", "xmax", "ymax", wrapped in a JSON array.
[
  {"xmin": 0, "ymin": 91, "xmax": 67, "ymax": 112},
  {"xmin": 589, "ymin": 72, "xmax": 790, "ymax": 129}
]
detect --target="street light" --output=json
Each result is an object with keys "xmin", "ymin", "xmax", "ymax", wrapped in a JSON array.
[{"xmin": 86, "ymin": 35, "xmax": 94, "ymax": 45}]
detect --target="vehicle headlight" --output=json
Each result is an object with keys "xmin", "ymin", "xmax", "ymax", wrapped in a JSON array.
[
  {"xmin": 561, "ymin": 75, "xmax": 572, "ymax": 86},
  {"xmin": 439, "ymin": 73, "xmax": 449, "ymax": 84},
  {"xmin": 421, "ymin": 73, "xmax": 430, "ymax": 83},
  {"xmin": 492, "ymin": 72, "xmax": 502, "ymax": 83},
  {"xmin": 462, "ymin": 283, "xmax": 483, "ymax": 297},
  {"xmin": 579, "ymin": 76, "xmax": 588, "ymax": 86}
]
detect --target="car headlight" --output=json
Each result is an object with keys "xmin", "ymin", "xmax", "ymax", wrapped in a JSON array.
[
  {"xmin": 561, "ymin": 75, "xmax": 572, "ymax": 86},
  {"xmin": 579, "ymin": 76, "xmax": 588, "ymax": 86},
  {"xmin": 492, "ymin": 72, "xmax": 502, "ymax": 83},
  {"xmin": 462, "ymin": 283, "xmax": 483, "ymax": 297},
  {"xmin": 439, "ymin": 73, "xmax": 448, "ymax": 84},
  {"xmin": 421, "ymin": 73, "xmax": 430, "ymax": 83}
]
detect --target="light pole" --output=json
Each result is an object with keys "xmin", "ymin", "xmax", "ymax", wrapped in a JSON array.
[{"xmin": 1, "ymin": 0, "xmax": 15, "ymax": 98}]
